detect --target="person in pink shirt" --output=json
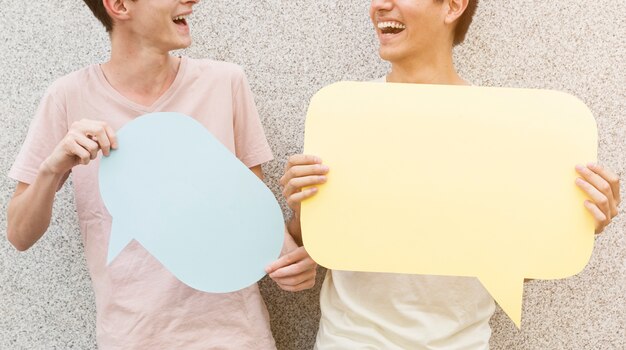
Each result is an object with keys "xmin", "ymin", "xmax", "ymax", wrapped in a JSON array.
[
  {"xmin": 275, "ymin": 0, "xmax": 622, "ymax": 349},
  {"xmin": 6, "ymin": 0, "xmax": 316, "ymax": 348}
]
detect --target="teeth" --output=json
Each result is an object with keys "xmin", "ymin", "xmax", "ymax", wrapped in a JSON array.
[
  {"xmin": 173, "ymin": 15, "xmax": 186, "ymax": 21},
  {"xmin": 377, "ymin": 21, "xmax": 406, "ymax": 30}
]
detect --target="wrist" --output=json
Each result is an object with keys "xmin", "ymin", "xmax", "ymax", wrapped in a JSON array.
[
  {"xmin": 38, "ymin": 158, "xmax": 68, "ymax": 182},
  {"xmin": 287, "ymin": 214, "xmax": 303, "ymax": 246}
]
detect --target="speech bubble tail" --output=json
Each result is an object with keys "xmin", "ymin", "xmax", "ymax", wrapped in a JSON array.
[
  {"xmin": 478, "ymin": 274, "xmax": 524, "ymax": 329},
  {"xmin": 106, "ymin": 220, "xmax": 133, "ymax": 266}
]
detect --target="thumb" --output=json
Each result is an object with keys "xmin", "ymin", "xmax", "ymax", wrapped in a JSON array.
[{"xmin": 265, "ymin": 247, "xmax": 305, "ymax": 274}]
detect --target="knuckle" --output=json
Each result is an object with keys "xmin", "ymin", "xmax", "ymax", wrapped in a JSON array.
[
  {"xmin": 598, "ymin": 212, "xmax": 608, "ymax": 222},
  {"xmin": 600, "ymin": 183, "xmax": 611, "ymax": 193},
  {"xmin": 288, "ymin": 178, "xmax": 300, "ymax": 188},
  {"xmin": 286, "ymin": 168, "xmax": 296, "ymax": 179}
]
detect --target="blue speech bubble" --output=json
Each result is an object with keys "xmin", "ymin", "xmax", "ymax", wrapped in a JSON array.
[{"xmin": 99, "ymin": 112, "xmax": 284, "ymax": 293}]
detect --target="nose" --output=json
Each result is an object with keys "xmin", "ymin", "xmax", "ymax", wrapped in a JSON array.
[{"xmin": 371, "ymin": 0, "xmax": 393, "ymax": 12}]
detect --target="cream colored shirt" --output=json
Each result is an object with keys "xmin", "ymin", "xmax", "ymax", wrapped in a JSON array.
[{"xmin": 314, "ymin": 76, "xmax": 496, "ymax": 350}]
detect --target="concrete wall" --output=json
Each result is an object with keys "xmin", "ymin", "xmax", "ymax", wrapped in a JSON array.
[{"xmin": 1, "ymin": 1, "xmax": 624, "ymax": 349}]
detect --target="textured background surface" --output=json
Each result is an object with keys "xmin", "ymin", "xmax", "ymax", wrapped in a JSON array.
[{"xmin": 1, "ymin": 1, "xmax": 624, "ymax": 349}]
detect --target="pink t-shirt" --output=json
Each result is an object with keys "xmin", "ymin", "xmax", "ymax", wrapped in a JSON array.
[{"xmin": 9, "ymin": 57, "xmax": 277, "ymax": 349}]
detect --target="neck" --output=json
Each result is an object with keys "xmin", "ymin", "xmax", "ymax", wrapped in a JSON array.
[
  {"xmin": 386, "ymin": 47, "xmax": 467, "ymax": 86},
  {"xmin": 100, "ymin": 34, "xmax": 181, "ymax": 106}
]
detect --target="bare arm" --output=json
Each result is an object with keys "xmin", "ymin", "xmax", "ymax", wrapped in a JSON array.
[
  {"xmin": 6, "ymin": 119, "xmax": 117, "ymax": 251},
  {"xmin": 252, "ymin": 160, "xmax": 319, "ymax": 291},
  {"xmin": 7, "ymin": 173, "xmax": 64, "ymax": 251}
]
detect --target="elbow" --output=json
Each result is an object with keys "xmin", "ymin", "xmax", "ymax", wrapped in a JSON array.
[
  {"xmin": 7, "ymin": 230, "xmax": 31, "ymax": 252},
  {"xmin": 6, "ymin": 221, "xmax": 35, "ymax": 252}
]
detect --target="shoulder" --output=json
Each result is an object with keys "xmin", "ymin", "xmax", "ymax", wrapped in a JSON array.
[
  {"xmin": 45, "ymin": 65, "xmax": 99, "ymax": 102},
  {"xmin": 183, "ymin": 57, "xmax": 249, "ymax": 95},
  {"xmin": 184, "ymin": 57, "xmax": 247, "ymax": 82}
]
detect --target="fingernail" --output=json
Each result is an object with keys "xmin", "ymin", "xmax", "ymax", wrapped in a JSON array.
[
  {"xmin": 575, "ymin": 164, "xmax": 584, "ymax": 171},
  {"xmin": 575, "ymin": 178, "xmax": 584, "ymax": 185},
  {"xmin": 321, "ymin": 165, "xmax": 329, "ymax": 172},
  {"xmin": 319, "ymin": 176, "xmax": 327, "ymax": 182}
]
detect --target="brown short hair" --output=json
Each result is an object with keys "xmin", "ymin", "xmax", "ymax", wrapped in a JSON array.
[
  {"xmin": 436, "ymin": 0, "xmax": 479, "ymax": 46},
  {"xmin": 83, "ymin": 0, "xmax": 132, "ymax": 33}
]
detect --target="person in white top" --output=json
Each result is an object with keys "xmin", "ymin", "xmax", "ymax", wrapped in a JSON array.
[{"xmin": 270, "ymin": 0, "xmax": 622, "ymax": 349}]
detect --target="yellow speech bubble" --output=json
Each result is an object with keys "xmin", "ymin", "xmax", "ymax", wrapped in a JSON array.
[{"xmin": 302, "ymin": 82, "xmax": 597, "ymax": 327}]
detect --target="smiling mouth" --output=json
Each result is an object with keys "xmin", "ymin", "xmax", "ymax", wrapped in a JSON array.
[
  {"xmin": 377, "ymin": 21, "xmax": 406, "ymax": 34},
  {"xmin": 173, "ymin": 15, "xmax": 188, "ymax": 26}
]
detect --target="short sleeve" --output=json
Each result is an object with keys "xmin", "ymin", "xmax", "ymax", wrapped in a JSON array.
[
  {"xmin": 232, "ymin": 71, "xmax": 274, "ymax": 168},
  {"xmin": 8, "ymin": 84, "xmax": 69, "ymax": 185}
]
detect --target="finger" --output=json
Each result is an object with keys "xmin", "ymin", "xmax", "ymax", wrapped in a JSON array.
[
  {"xmin": 271, "ymin": 268, "xmax": 317, "ymax": 286},
  {"xmin": 286, "ymin": 187, "xmax": 318, "ymax": 209},
  {"xmin": 74, "ymin": 134, "xmax": 100, "ymax": 160},
  {"xmin": 576, "ymin": 165, "xmax": 614, "ymax": 197},
  {"xmin": 276, "ymin": 277, "xmax": 316, "ymax": 292},
  {"xmin": 83, "ymin": 121, "xmax": 115, "ymax": 156},
  {"xmin": 587, "ymin": 163, "xmax": 621, "ymax": 206},
  {"xmin": 281, "ymin": 164, "xmax": 329, "ymax": 184},
  {"xmin": 583, "ymin": 200, "xmax": 609, "ymax": 234},
  {"xmin": 68, "ymin": 140, "xmax": 92, "ymax": 165},
  {"xmin": 104, "ymin": 124, "xmax": 119, "ymax": 150},
  {"xmin": 283, "ymin": 175, "xmax": 326, "ymax": 197},
  {"xmin": 265, "ymin": 247, "xmax": 308, "ymax": 273},
  {"xmin": 91, "ymin": 127, "xmax": 112, "ymax": 156},
  {"xmin": 280, "ymin": 164, "xmax": 329, "ymax": 187},
  {"xmin": 576, "ymin": 177, "xmax": 611, "ymax": 218},
  {"xmin": 284, "ymin": 154, "xmax": 322, "ymax": 172},
  {"xmin": 269, "ymin": 258, "xmax": 316, "ymax": 279},
  {"xmin": 71, "ymin": 120, "xmax": 108, "ymax": 156}
]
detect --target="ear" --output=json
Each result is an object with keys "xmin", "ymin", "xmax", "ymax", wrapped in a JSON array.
[
  {"xmin": 444, "ymin": 0, "xmax": 469, "ymax": 25},
  {"xmin": 103, "ymin": 0, "xmax": 131, "ymax": 23}
]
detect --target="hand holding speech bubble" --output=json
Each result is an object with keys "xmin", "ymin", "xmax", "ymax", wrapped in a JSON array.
[
  {"xmin": 99, "ymin": 112, "xmax": 284, "ymax": 293},
  {"xmin": 302, "ymin": 82, "xmax": 597, "ymax": 327}
]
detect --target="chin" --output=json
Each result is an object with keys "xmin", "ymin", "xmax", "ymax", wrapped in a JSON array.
[
  {"xmin": 378, "ymin": 47, "xmax": 402, "ymax": 63},
  {"xmin": 172, "ymin": 39, "xmax": 192, "ymax": 51}
]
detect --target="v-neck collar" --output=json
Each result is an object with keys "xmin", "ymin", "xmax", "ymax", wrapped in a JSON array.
[{"xmin": 95, "ymin": 56, "xmax": 188, "ymax": 113}]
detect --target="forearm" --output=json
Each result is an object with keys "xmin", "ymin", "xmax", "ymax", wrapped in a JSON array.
[
  {"xmin": 286, "ymin": 212, "xmax": 303, "ymax": 246},
  {"xmin": 7, "ymin": 166, "xmax": 65, "ymax": 251}
]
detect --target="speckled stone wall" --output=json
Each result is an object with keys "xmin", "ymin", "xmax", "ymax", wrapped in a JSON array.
[{"xmin": 1, "ymin": 1, "xmax": 624, "ymax": 349}]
